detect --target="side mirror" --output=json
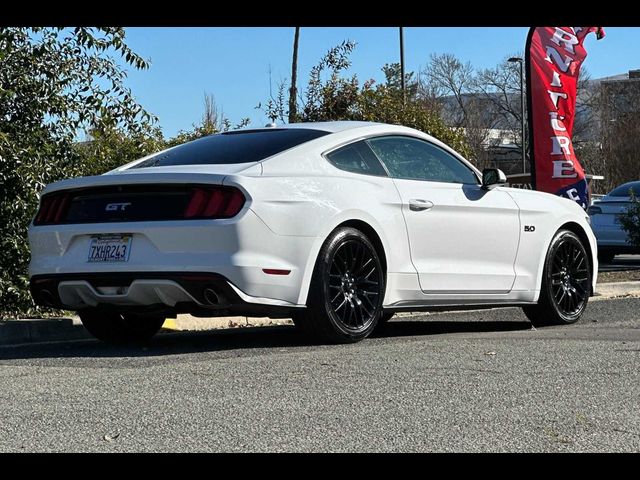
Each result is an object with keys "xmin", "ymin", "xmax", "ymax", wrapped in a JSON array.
[{"xmin": 482, "ymin": 168, "xmax": 507, "ymax": 190}]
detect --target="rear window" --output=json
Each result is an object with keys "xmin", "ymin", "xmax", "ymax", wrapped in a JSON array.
[
  {"xmin": 608, "ymin": 182, "xmax": 640, "ymax": 197},
  {"xmin": 130, "ymin": 128, "xmax": 329, "ymax": 168}
]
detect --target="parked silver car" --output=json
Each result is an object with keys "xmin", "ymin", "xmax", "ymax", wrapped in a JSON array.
[{"xmin": 588, "ymin": 181, "xmax": 640, "ymax": 262}]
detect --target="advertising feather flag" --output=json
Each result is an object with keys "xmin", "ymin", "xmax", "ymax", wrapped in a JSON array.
[{"xmin": 526, "ymin": 27, "xmax": 605, "ymax": 209}]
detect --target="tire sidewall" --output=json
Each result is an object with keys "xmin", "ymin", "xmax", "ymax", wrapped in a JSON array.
[
  {"xmin": 316, "ymin": 228, "xmax": 385, "ymax": 340},
  {"xmin": 543, "ymin": 230, "xmax": 591, "ymax": 323}
]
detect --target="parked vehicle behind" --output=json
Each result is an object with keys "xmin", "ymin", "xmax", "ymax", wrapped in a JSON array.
[{"xmin": 588, "ymin": 181, "xmax": 640, "ymax": 263}]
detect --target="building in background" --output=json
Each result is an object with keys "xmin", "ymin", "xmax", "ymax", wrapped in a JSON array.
[{"xmin": 439, "ymin": 70, "xmax": 640, "ymax": 193}]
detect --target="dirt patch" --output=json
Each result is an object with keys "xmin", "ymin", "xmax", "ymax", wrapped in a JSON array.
[{"xmin": 598, "ymin": 270, "xmax": 640, "ymax": 283}]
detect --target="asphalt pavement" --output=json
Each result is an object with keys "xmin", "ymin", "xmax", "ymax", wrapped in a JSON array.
[{"xmin": 0, "ymin": 298, "xmax": 638, "ymax": 452}]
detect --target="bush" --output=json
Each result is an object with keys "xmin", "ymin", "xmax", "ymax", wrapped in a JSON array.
[
  {"xmin": 0, "ymin": 28, "xmax": 154, "ymax": 318},
  {"xmin": 618, "ymin": 189, "xmax": 640, "ymax": 248}
]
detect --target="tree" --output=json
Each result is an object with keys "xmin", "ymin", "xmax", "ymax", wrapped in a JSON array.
[
  {"xmin": 74, "ymin": 125, "xmax": 165, "ymax": 177},
  {"xmin": 167, "ymin": 93, "xmax": 250, "ymax": 147},
  {"xmin": 382, "ymin": 63, "xmax": 418, "ymax": 100},
  {"xmin": 618, "ymin": 190, "xmax": 640, "ymax": 248},
  {"xmin": 421, "ymin": 53, "xmax": 524, "ymax": 171},
  {"xmin": 422, "ymin": 53, "xmax": 476, "ymax": 128},
  {"xmin": 357, "ymin": 82, "xmax": 470, "ymax": 157},
  {"xmin": 576, "ymin": 75, "xmax": 640, "ymax": 194},
  {"xmin": 0, "ymin": 27, "xmax": 155, "ymax": 317},
  {"xmin": 300, "ymin": 40, "xmax": 360, "ymax": 122},
  {"xmin": 257, "ymin": 41, "xmax": 468, "ymax": 156}
]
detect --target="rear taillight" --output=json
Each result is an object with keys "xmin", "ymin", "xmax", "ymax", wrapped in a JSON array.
[
  {"xmin": 587, "ymin": 205, "xmax": 602, "ymax": 215},
  {"xmin": 183, "ymin": 186, "xmax": 246, "ymax": 219},
  {"xmin": 34, "ymin": 192, "xmax": 71, "ymax": 225}
]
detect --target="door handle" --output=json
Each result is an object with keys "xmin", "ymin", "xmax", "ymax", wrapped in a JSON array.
[{"xmin": 409, "ymin": 199, "xmax": 434, "ymax": 211}]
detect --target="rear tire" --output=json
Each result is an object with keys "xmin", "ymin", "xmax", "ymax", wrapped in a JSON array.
[
  {"xmin": 293, "ymin": 227, "xmax": 385, "ymax": 343},
  {"xmin": 79, "ymin": 309, "xmax": 165, "ymax": 345},
  {"xmin": 523, "ymin": 229, "xmax": 591, "ymax": 327}
]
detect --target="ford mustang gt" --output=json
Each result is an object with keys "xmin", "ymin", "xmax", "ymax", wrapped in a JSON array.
[{"xmin": 28, "ymin": 121, "xmax": 597, "ymax": 344}]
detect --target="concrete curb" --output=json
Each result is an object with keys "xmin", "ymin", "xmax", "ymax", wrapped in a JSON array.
[
  {"xmin": 3, "ymin": 281, "xmax": 640, "ymax": 347},
  {"xmin": 0, "ymin": 318, "xmax": 91, "ymax": 346}
]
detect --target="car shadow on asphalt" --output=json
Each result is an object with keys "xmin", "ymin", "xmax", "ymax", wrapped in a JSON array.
[{"xmin": 0, "ymin": 319, "xmax": 532, "ymax": 360}]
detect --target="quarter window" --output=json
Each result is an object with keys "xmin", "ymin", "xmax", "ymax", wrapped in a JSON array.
[
  {"xmin": 366, "ymin": 136, "xmax": 478, "ymax": 184},
  {"xmin": 325, "ymin": 141, "xmax": 387, "ymax": 176}
]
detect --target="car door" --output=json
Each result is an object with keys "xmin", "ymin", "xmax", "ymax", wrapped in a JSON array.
[{"xmin": 366, "ymin": 135, "xmax": 521, "ymax": 294}]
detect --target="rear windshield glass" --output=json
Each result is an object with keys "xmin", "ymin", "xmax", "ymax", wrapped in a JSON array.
[
  {"xmin": 608, "ymin": 182, "xmax": 640, "ymax": 197},
  {"xmin": 130, "ymin": 128, "xmax": 329, "ymax": 168}
]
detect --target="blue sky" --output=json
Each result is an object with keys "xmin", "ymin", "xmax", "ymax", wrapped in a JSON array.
[{"xmin": 121, "ymin": 27, "xmax": 637, "ymax": 137}]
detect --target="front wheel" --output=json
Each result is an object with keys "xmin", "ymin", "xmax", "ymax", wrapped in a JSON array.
[
  {"xmin": 79, "ymin": 310, "xmax": 165, "ymax": 345},
  {"xmin": 293, "ymin": 227, "xmax": 385, "ymax": 343},
  {"xmin": 523, "ymin": 229, "xmax": 591, "ymax": 327}
]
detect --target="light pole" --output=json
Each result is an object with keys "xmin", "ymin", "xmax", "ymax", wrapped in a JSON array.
[
  {"xmin": 508, "ymin": 57, "xmax": 526, "ymax": 174},
  {"xmin": 399, "ymin": 27, "xmax": 406, "ymax": 103}
]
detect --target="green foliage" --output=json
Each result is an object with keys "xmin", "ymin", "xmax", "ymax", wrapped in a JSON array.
[
  {"xmin": 301, "ymin": 40, "xmax": 360, "ymax": 121},
  {"xmin": 258, "ymin": 41, "xmax": 469, "ymax": 157},
  {"xmin": 167, "ymin": 93, "xmax": 250, "ymax": 148},
  {"xmin": 356, "ymin": 83, "xmax": 470, "ymax": 158},
  {"xmin": 2, "ymin": 33, "xmax": 467, "ymax": 319},
  {"xmin": 166, "ymin": 118, "xmax": 250, "ymax": 148},
  {"xmin": 618, "ymin": 189, "xmax": 640, "ymax": 248},
  {"xmin": 0, "ymin": 27, "xmax": 155, "ymax": 317},
  {"xmin": 74, "ymin": 125, "xmax": 166, "ymax": 176},
  {"xmin": 381, "ymin": 63, "xmax": 419, "ymax": 100}
]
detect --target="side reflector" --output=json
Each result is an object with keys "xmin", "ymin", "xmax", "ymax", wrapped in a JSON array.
[{"xmin": 262, "ymin": 269, "xmax": 291, "ymax": 276}]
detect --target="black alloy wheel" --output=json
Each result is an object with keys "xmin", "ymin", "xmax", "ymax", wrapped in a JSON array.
[
  {"xmin": 523, "ymin": 229, "xmax": 591, "ymax": 326},
  {"xmin": 327, "ymin": 238, "xmax": 382, "ymax": 333},
  {"xmin": 293, "ymin": 227, "xmax": 385, "ymax": 343}
]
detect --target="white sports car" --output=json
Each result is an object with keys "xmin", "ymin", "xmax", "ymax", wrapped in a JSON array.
[{"xmin": 28, "ymin": 121, "xmax": 597, "ymax": 344}]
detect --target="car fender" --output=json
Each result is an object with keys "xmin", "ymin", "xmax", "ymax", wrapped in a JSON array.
[
  {"xmin": 505, "ymin": 188, "xmax": 598, "ymax": 298},
  {"xmin": 295, "ymin": 209, "xmax": 396, "ymax": 305}
]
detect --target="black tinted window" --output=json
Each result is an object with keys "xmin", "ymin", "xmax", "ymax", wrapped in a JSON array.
[
  {"xmin": 325, "ymin": 141, "xmax": 387, "ymax": 176},
  {"xmin": 367, "ymin": 136, "xmax": 478, "ymax": 184},
  {"xmin": 130, "ymin": 129, "xmax": 329, "ymax": 168},
  {"xmin": 609, "ymin": 182, "xmax": 640, "ymax": 197}
]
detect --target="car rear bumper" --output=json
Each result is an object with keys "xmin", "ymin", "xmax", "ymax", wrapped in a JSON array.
[
  {"xmin": 28, "ymin": 209, "xmax": 316, "ymax": 308},
  {"xmin": 30, "ymin": 272, "xmax": 302, "ymax": 318},
  {"xmin": 593, "ymin": 224, "xmax": 628, "ymax": 247}
]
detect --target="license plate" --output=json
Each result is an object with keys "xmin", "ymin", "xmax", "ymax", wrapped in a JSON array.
[{"xmin": 88, "ymin": 235, "xmax": 132, "ymax": 263}]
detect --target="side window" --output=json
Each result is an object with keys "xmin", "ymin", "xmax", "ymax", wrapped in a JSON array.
[
  {"xmin": 366, "ymin": 136, "xmax": 478, "ymax": 184},
  {"xmin": 325, "ymin": 141, "xmax": 387, "ymax": 177}
]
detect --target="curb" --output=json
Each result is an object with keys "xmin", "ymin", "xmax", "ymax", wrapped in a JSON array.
[
  {"xmin": 3, "ymin": 282, "xmax": 640, "ymax": 347},
  {"xmin": 0, "ymin": 318, "xmax": 91, "ymax": 346}
]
